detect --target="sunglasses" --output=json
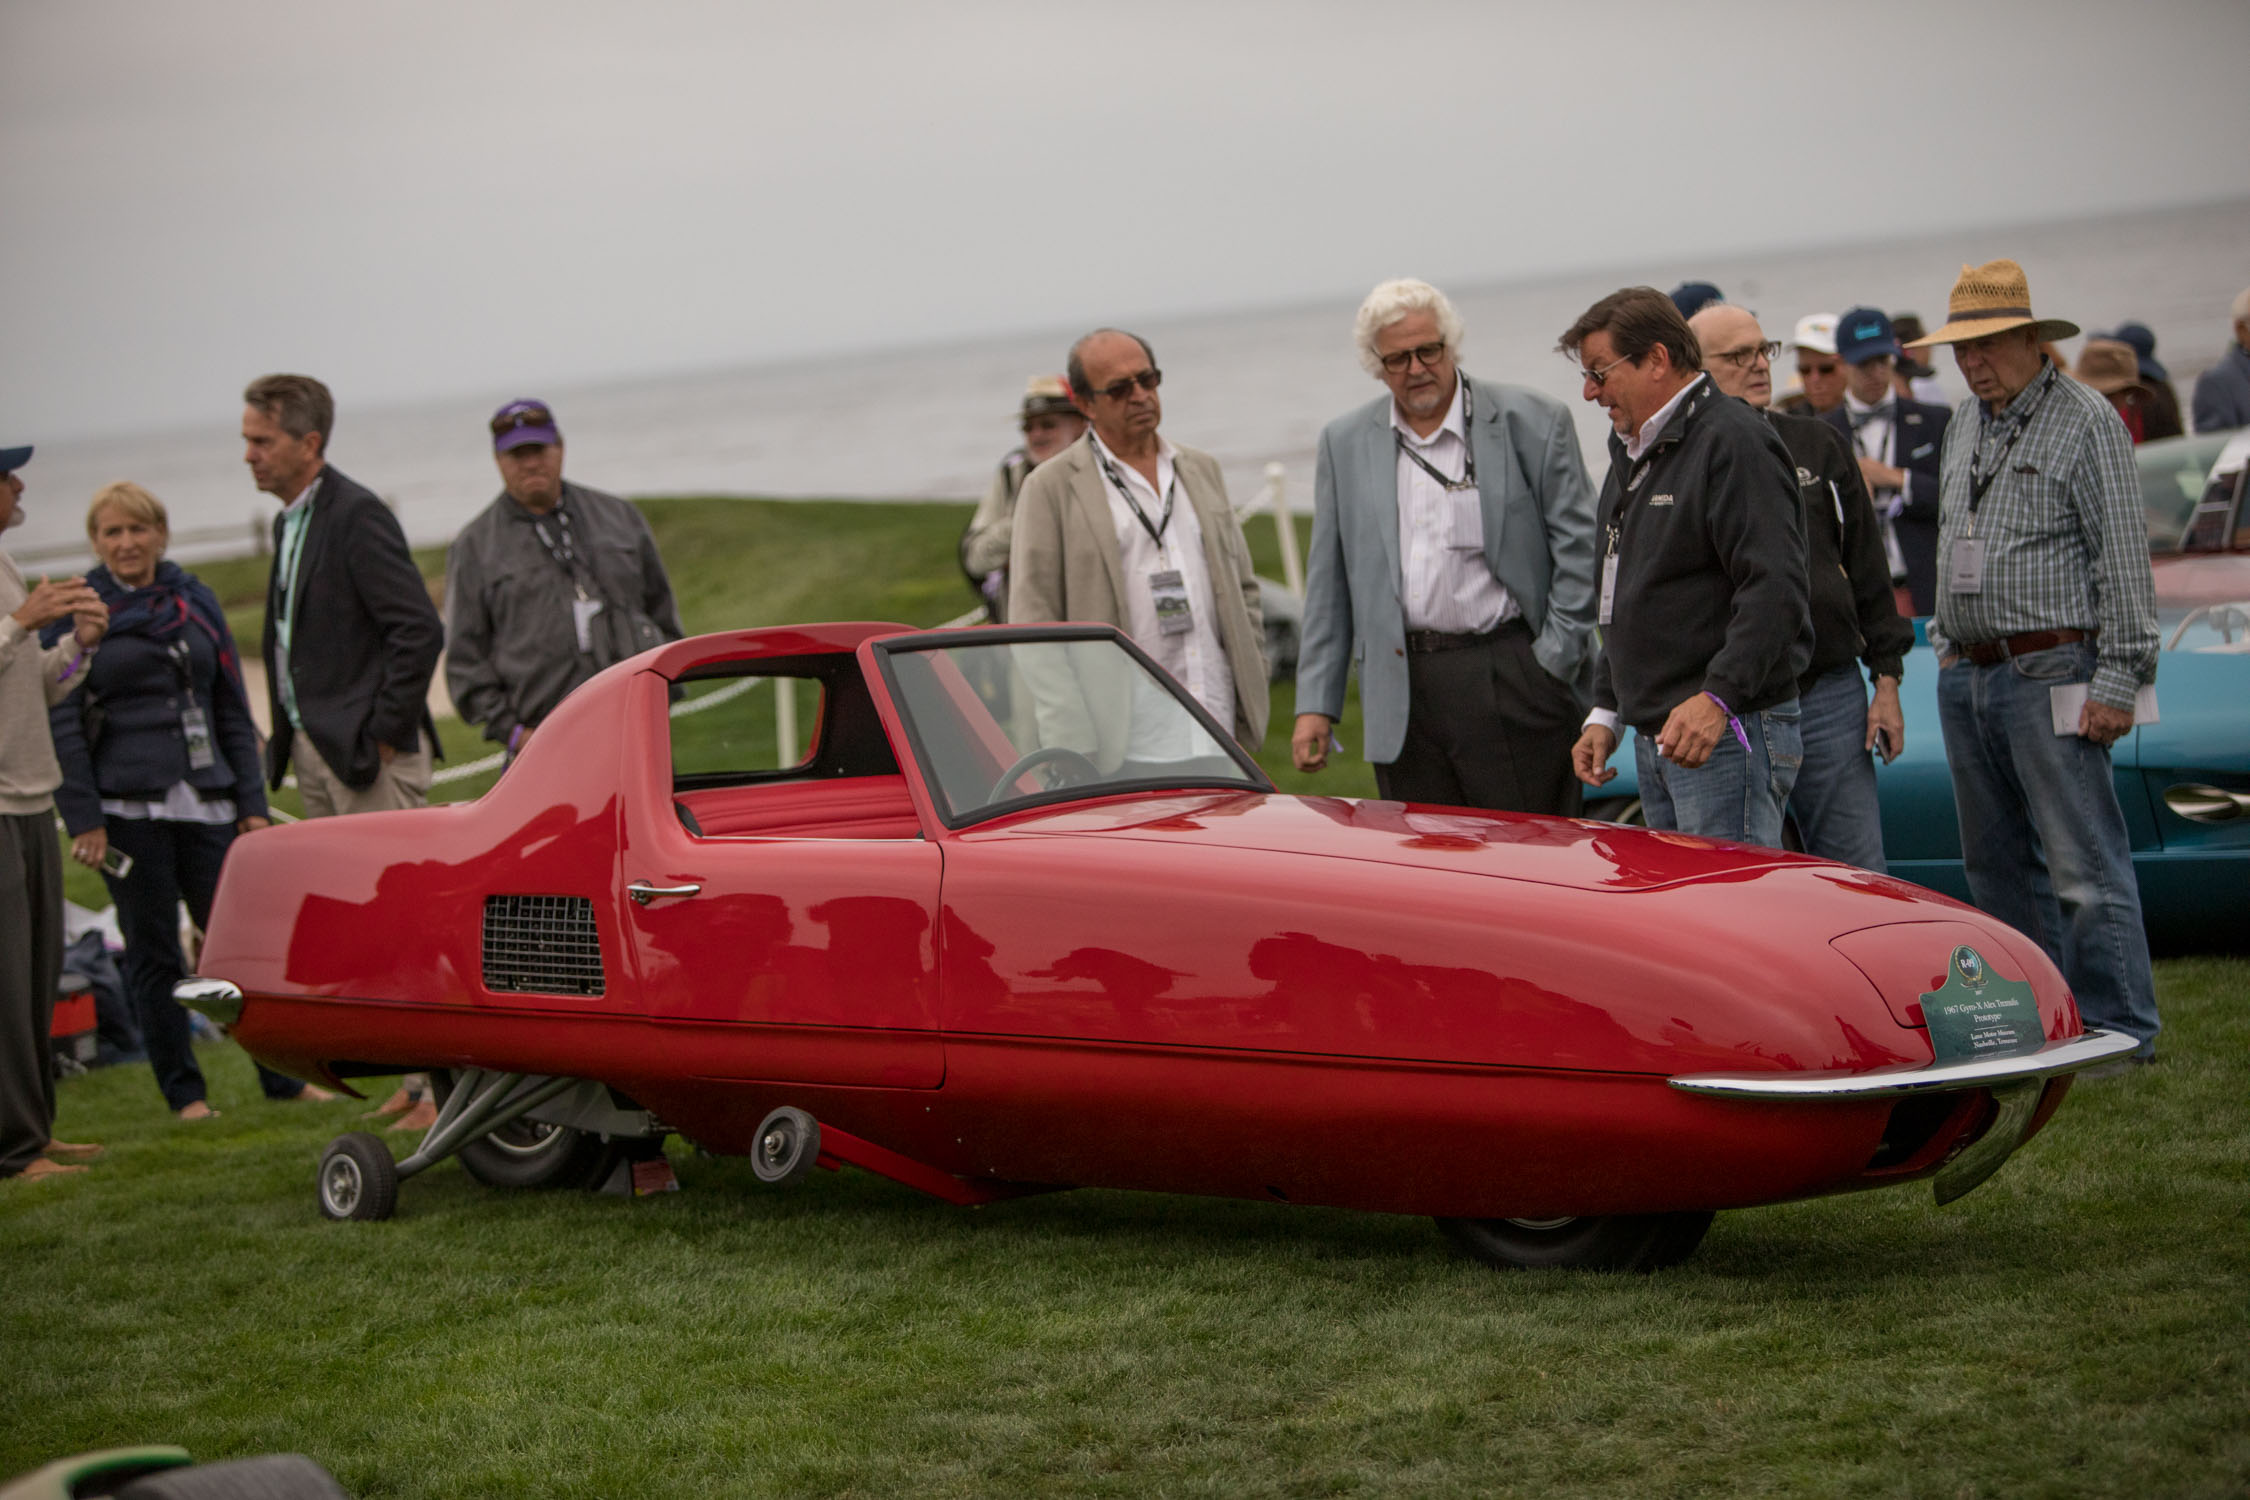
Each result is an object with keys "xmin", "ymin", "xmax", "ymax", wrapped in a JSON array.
[
  {"xmin": 490, "ymin": 406, "xmax": 556, "ymax": 436},
  {"xmin": 1578, "ymin": 352, "xmax": 1636, "ymax": 390},
  {"xmin": 1797, "ymin": 358, "xmax": 1842, "ymax": 377},
  {"xmin": 1379, "ymin": 341, "xmax": 1449, "ymax": 375},
  {"xmin": 1708, "ymin": 340, "xmax": 1784, "ymax": 370},
  {"xmin": 1085, "ymin": 368, "xmax": 1162, "ymax": 402}
]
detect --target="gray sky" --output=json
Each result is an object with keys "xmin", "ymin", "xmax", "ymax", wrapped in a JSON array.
[{"xmin": 5, "ymin": 0, "xmax": 2247, "ymax": 443}]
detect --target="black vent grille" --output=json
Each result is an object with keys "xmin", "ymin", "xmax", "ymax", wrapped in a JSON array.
[{"xmin": 482, "ymin": 895, "xmax": 605, "ymax": 997}]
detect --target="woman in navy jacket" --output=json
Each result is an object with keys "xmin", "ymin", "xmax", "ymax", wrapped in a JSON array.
[{"xmin": 45, "ymin": 483, "xmax": 328, "ymax": 1117}]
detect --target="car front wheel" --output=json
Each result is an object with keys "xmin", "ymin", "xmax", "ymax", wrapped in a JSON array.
[{"xmin": 1434, "ymin": 1211, "xmax": 1714, "ymax": 1271}]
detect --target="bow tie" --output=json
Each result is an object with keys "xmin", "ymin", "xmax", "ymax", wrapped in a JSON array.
[{"xmin": 1850, "ymin": 404, "xmax": 1896, "ymax": 429}]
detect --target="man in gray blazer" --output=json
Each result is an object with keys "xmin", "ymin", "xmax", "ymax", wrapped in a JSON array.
[
  {"xmin": 1292, "ymin": 280, "xmax": 1598, "ymax": 813},
  {"xmin": 1008, "ymin": 329, "xmax": 1267, "ymax": 761}
]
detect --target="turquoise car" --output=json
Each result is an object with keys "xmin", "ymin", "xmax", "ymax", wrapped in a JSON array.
[{"xmin": 1588, "ymin": 429, "xmax": 2250, "ymax": 951}]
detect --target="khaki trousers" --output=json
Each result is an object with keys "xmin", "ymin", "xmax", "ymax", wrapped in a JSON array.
[{"xmin": 293, "ymin": 731, "xmax": 432, "ymax": 818}]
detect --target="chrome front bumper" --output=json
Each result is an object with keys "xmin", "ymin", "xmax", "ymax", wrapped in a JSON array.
[
  {"xmin": 1666, "ymin": 1028, "xmax": 2139, "ymax": 1100},
  {"xmin": 172, "ymin": 977, "xmax": 244, "ymax": 1028},
  {"xmin": 1669, "ymin": 1028, "xmax": 2139, "ymax": 1205}
]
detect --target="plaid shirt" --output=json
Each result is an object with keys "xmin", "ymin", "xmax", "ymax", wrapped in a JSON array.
[{"xmin": 1927, "ymin": 361, "xmax": 2157, "ymax": 709}]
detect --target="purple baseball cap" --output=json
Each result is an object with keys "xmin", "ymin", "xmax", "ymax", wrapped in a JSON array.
[{"xmin": 489, "ymin": 399, "xmax": 560, "ymax": 453}]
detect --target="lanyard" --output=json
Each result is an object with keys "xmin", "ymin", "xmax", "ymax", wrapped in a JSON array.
[
  {"xmin": 273, "ymin": 501, "xmax": 312, "ymax": 630},
  {"xmin": 1969, "ymin": 364, "xmax": 2058, "ymax": 512},
  {"xmin": 1092, "ymin": 440, "xmax": 1175, "ymax": 546},
  {"xmin": 1394, "ymin": 378, "xmax": 1477, "ymax": 491},
  {"xmin": 529, "ymin": 501, "xmax": 591, "ymax": 598}
]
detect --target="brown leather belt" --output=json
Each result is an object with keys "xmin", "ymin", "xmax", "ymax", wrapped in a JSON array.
[
  {"xmin": 1405, "ymin": 618, "xmax": 1529, "ymax": 655},
  {"xmin": 1957, "ymin": 628, "xmax": 2092, "ymax": 665}
]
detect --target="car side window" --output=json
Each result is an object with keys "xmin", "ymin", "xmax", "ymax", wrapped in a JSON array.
[{"xmin": 670, "ymin": 674, "xmax": 825, "ymax": 782}]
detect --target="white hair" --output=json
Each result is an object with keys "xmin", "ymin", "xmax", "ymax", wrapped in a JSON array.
[
  {"xmin": 1354, "ymin": 279, "xmax": 1465, "ymax": 378},
  {"xmin": 2233, "ymin": 286, "xmax": 2250, "ymax": 325}
]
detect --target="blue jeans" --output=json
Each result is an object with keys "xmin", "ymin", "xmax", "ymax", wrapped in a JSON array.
[
  {"xmin": 1634, "ymin": 699, "xmax": 1802, "ymax": 849},
  {"xmin": 1788, "ymin": 666, "xmax": 1887, "ymax": 871},
  {"xmin": 1936, "ymin": 643, "xmax": 2159, "ymax": 1053}
]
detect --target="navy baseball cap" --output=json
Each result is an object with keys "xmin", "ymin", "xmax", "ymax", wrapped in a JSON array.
[
  {"xmin": 1670, "ymin": 281, "xmax": 1724, "ymax": 319},
  {"xmin": 1836, "ymin": 307, "xmax": 1902, "ymax": 366},
  {"xmin": 0, "ymin": 444, "xmax": 29, "ymax": 473},
  {"xmin": 489, "ymin": 399, "xmax": 560, "ymax": 453},
  {"xmin": 2106, "ymin": 322, "xmax": 2168, "ymax": 383}
]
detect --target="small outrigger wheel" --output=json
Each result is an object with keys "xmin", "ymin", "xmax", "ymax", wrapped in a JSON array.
[
  {"xmin": 751, "ymin": 1107, "xmax": 821, "ymax": 1185},
  {"xmin": 318, "ymin": 1132, "xmax": 400, "ymax": 1221}
]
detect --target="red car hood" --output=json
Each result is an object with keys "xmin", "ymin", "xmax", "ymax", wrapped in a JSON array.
[{"xmin": 989, "ymin": 790, "xmax": 1842, "ymax": 895}]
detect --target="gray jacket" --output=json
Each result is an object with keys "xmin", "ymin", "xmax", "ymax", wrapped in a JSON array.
[
  {"xmin": 444, "ymin": 481, "xmax": 684, "ymax": 744},
  {"xmin": 1295, "ymin": 375, "xmax": 1598, "ymax": 765}
]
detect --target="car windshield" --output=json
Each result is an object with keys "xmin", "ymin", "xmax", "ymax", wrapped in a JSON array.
[
  {"xmin": 879, "ymin": 632, "xmax": 1265, "ymax": 826},
  {"xmin": 2139, "ymin": 428, "xmax": 2240, "ymax": 551}
]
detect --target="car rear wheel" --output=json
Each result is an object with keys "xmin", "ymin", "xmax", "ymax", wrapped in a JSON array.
[
  {"xmin": 457, "ymin": 1117, "xmax": 621, "ymax": 1190},
  {"xmin": 428, "ymin": 1072, "xmax": 622, "ymax": 1190},
  {"xmin": 1434, "ymin": 1211, "xmax": 1714, "ymax": 1271}
]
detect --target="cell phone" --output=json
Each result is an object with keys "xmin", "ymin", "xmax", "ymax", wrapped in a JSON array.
[
  {"xmin": 1873, "ymin": 727, "xmax": 1896, "ymax": 763},
  {"xmin": 99, "ymin": 847, "xmax": 134, "ymax": 879}
]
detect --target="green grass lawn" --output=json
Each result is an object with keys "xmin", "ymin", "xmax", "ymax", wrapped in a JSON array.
[
  {"xmin": 19, "ymin": 497, "xmax": 2244, "ymax": 1495},
  {"xmin": 6, "ymin": 963, "xmax": 2246, "ymax": 1496}
]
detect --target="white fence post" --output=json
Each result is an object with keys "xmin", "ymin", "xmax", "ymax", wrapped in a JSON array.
[
  {"xmin": 775, "ymin": 677, "xmax": 798, "ymax": 768},
  {"xmin": 1265, "ymin": 462, "xmax": 1302, "ymax": 597}
]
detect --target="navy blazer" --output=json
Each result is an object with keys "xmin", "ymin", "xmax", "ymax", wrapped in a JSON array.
[
  {"xmin": 1821, "ymin": 398, "xmax": 1950, "ymax": 615},
  {"xmin": 261, "ymin": 464, "xmax": 443, "ymax": 790}
]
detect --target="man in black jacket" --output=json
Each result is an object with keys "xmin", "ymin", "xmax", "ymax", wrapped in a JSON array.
[
  {"xmin": 1691, "ymin": 303, "xmax": 1913, "ymax": 870},
  {"xmin": 244, "ymin": 374, "xmax": 442, "ymax": 816},
  {"xmin": 1561, "ymin": 288, "xmax": 1812, "ymax": 848},
  {"xmin": 1822, "ymin": 308, "xmax": 1950, "ymax": 615}
]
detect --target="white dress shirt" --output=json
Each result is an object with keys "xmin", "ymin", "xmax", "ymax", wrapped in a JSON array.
[
  {"xmin": 1089, "ymin": 430, "xmax": 1231, "ymax": 759},
  {"xmin": 1844, "ymin": 389, "xmax": 1910, "ymax": 579},
  {"xmin": 1392, "ymin": 382, "xmax": 1515, "ymax": 634}
]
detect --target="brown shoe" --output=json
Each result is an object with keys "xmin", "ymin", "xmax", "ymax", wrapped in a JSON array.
[
  {"xmin": 389, "ymin": 1099, "xmax": 440, "ymax": 1133},
  {"xmin": 177, "ymin": 1100, "xmax": 218, "ymax": 1121},
  {"xmin": 10, "ymin": 1157, "xmax": 88, "ymax": 1181},
  {"xmin": 43, "ymin": 1139, "xmax": 104, "ymax": 1161}
]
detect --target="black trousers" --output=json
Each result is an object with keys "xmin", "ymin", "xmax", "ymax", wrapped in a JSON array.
[
  {"xmin": 1374, "ymin": 625, "xmax": 1585, "ymax": 817},
  {"xmin": 104, "ymin": 817, "xmax": 304, "ymax": 1110},
  {"xmin": 1, "ymin": 810, "xmax": 63, "ymax": 1177}
]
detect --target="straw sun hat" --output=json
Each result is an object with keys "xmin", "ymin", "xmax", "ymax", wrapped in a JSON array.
[{"xmin": 1902, "ymin": 259, "xmax": 2080, "ymax": 348}]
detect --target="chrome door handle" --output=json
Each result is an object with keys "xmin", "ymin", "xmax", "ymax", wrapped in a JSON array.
[
  {"xmin": 2161, "ymin": 784, "xmax": 2250, "ymax": 824},
  {"xmin": 627, "ymin": 881, "xmax": 703, "ymax": 905}
]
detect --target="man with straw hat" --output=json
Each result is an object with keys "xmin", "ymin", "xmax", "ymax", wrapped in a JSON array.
[{"xmin": 1904, "ymin": 258, "xmax": 2160, "ymax": 1070}]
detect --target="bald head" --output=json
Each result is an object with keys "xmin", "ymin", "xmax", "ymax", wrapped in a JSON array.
[{"xmin": 1688, "ymin": 304, "xmax": 1773, "ymax": 408}]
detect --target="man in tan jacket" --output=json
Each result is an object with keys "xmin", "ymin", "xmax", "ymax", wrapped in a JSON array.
[{"xmin": 1007, "ymin": 329, "xmax": 1267, "ymax": 761}]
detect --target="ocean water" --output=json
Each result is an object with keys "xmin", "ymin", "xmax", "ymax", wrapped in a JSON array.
[{"xmin": 11, "ymin": 197, "xmax": 2246, "ymax": 571}]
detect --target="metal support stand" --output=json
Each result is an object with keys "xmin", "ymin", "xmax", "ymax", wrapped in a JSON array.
[{"xmin": 394, "ymin": 1069, "xmax": 578, "ymax": 1180}]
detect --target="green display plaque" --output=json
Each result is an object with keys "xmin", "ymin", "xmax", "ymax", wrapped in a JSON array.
[{"xmin": 1921, "ymin": 946, "xmax": 2046, "ymax": 1064}]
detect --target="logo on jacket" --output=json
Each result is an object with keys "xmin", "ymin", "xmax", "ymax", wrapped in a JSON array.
[
  {"xmin": 1649, "ymin": 493, "xmax": 1675, "ymax": 506},
  {"xmin": 1795, "ymin": 466, "xmax": 1818, "ymax": 488}
]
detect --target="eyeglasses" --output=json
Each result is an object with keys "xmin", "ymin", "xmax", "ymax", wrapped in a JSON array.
[
  {"xmin": 490, "ymin": 405, "xmax": 555, "ymax": 436},
  {"xmin": 1379, "ymin": 341, "xmax": 1450, "ymax": 375},
  {"xmin": 1707, "ymin": 340, "xmax": 1783, "ymax": 370},
  {"xmin": 1085, "ymin": 368, "xmax": 1162, "ymax": 402},
  {"xmin": 1579, "ymin": 353, "xmax": 1636, "ymax": 390}
]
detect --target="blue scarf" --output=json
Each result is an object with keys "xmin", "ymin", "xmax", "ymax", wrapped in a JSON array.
[{"xmin": 43, "ymin": 561, "xmax": 250, "ymax": 707}]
